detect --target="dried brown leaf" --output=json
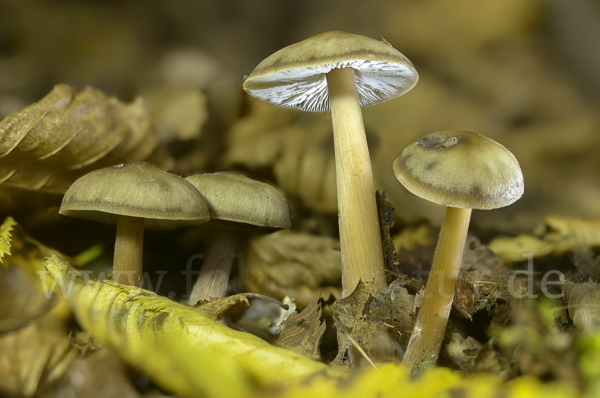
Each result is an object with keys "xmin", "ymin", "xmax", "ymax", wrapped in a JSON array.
[
  {"xmin": 377, "ymin": 190, "xmax": 401, "ymax": 279},
  {"xmin": 0, "ymin": 84, "xmax": 173, "ymax": 193},
  {"xmin": 40, "ymin": 349, "xmax": 141, "ymax": 398},
  {"xmin": 277, "ymin": 293, "xmax": 326, "ymax": 360},
  {"xmin": 332, "ymin": 281, "xmax": 379, "ymax": 366},
  {"xmin": 194, "ymin": 294, "xmax": 251, "ymax": 321},
  {"xmin": 0, "ymin": 265, "xmax": 56, "ymax": 335},
  {"xmin": 243, "ymin": 230, "xmax": 342, "ymax": 309},
  {"xmin": 453, "ymin": 271, "xmax": 477, "ymax": 320},
  {"xmin": 363, "ymin": 279, "xmax": 415, "ymax": 347},
  {"xmin": 0, "ymin": 315, "xmax": 78, "ymax": 397},
  {"xmin": 333, "ymin": 281, "xmax": 410, "ymax": 365}
]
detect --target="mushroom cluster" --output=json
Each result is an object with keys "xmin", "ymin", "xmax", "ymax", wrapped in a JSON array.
[
  {"xmin": 55, "ymin": 31, "xmax": 525, "ymax": 376},
  {"xmin": 59, "ymin": 161, "xmax": 209, "ymax": 287},
  {"xmin": 59, "ymin": 163, "xmax": 292, "ymax": 302}
]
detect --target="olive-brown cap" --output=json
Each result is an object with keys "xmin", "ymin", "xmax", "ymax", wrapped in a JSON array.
[
  {"xmin": 185, "ymin": 172, "xmax": 292, "ymax": 229},
  {"xmin": 392, "ymin": 131, "xmax": 524, "ymax": 210},
  {"xmin": 59, "ymin": 161, "xmax": 209, "ymax": 229},
  {"xmin": 243, "ymin": 30, "xmax": 418, "ymax": 113}
]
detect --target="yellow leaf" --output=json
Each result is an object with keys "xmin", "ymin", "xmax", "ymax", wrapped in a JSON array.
[
  {"xmin": 0, "ymin": 216, "xmax": 17, "ymax": 264},
  {"xmin": 537, "ymin": 216, "xmax": 600, "ymax": 248},
  {"xmin": 0, "ymin": 217, "xmax": 70, "ymax": 319},
  {"xmin": 44, "ymin": 255, "xmax": 334, "ymax": 398},
  {"xmin": 393, "ymin": 223, "xmax": 436, "ymax": 252},
  {"xmin": 489, "ymin": 216, "xmax": 600, "ymax": 263},
  {"xmin": 488, "ymin": 234, "xmax": 555, "ymax": 263}
]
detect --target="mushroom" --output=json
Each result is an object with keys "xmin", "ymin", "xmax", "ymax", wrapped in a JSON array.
[
  {"xmin": 392, "ymin": 131, "xmax": 524, "ymax": 370},
  {"xmin": 59, "ymin": 161, "xmax": 209, "ymax": 287},
  {"xmin": 184, "ymin": 172, "xmax": 292, "ymax": 305},
  {"xmin": 243, "ymin": 30, "xmax": 418, "ymax": 300}
]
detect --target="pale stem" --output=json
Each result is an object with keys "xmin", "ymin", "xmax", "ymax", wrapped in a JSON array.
[
  {"xmin": 188, "ymin": 229, "xmax": 238, "ymax": 305},
  {"xmin": 402, "ymin": 206, "xmax": 472, "ymax": 370},
  {"xmin": 327, "ymin": 67, "xmax": 393, "ymax": 366},
  {"xmin": 113, "ymin": 215, "xmax": 145, "ymax": 287},
  {"xmin": 326, "ymin": 67, "xmax": 387, "ymax": 297}
]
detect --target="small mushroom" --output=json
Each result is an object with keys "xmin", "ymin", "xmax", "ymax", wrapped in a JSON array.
[
  {"xmin": 184, "ymin": 172, "xmax": 291, "ymax": 305},
  {"xmin": 59, "ymin": 161, "xmax": 209, "ymax": 287},
  {"xmin": 243, "ymin": 30, "xmax": 418, "ymax": 300},
  {"xmin": 392, "ymin": 131, "xmax": 524, "ymax": 370}
]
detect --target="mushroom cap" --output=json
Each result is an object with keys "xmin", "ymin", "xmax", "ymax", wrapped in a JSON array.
[
  {"xmin": 185, "ymin": 172, "xmax": 292, "ymax": 229},
  {"xmin": 59, "ymin": 161, "xmax": 210, "ymax": 229},
  {"xmin": 243, "ymin": 30, "xmax": 419, "ymax": 113},
  {"xmin": 392, "ymin": 131, "xmax": 524, "ymax": 210}
]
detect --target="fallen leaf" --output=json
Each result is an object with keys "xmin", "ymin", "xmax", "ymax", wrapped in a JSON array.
[
  {"xmin": 44, "ymin": 255, "xmax": 335, "ymax": 398},
  {"xmin": 0, "ymin": 84, "xmax": 173, "ymax": 193},
  {"xmin": 0, "ymin": 314, "xmax": 78, "ymax": 397},
  {"xmin": 0, "ymin": 265, "xmax": 56, "ymax": 335},
  {"xmin": 362, "ymin": 279, "xmax": 415, "ymax": 348},
  {"xmin": 489, "ymin": 216, "xmax": 600, "ymax": 263},
  {"xmin": 277, "ymin": 293, "xmax": 326, "ymax": 360},
  {"xmin": 244, "ymin": 230, "xmax": 342, "ymax": 309},
  {"xmin": 377, "ymin": 190, "xmax": 401, "ymax": 278},
  {"xmin": 40, "ymin": 348, "xmax": 141, "ymax": 398},
  {"xmin": 453, "ymin": 271, "xmax": 477, "ymax": 320},
  {"xmin": 0, "ymin": 216, "xmax": 16, "ymax": 263},
  {"xmin": 488, "ymin": 234, "xmax": 555, "ymax": 263},
  {"xmin": 0, "ymin": 217, "xmax": 71, "ymax": 320},
  {"xmin": 332, "ymin": 281, "xmax": 405, "ymax": 365},
  {"xmin": 194, "ymin": 293, "xmax": 251, "ymax": 321}
]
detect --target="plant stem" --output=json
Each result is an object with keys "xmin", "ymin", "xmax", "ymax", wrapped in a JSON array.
[
  {"xmin": 326, "ymin": 67, "xmax": 387, "ymax": 297},
  {"xmin": 114, "ymin": 215, "xmax": 144, "ymax": 287},
  {"xmin": 402, "ymin": 206, "xmax": 472, "ymax": 370},
  {"xmin": 188, "ymin": 229, "xmax": 238, "ymax": 305},
  {"xmin": 327, "ymin": 67, "xmax": 393, "ymax": 366}
]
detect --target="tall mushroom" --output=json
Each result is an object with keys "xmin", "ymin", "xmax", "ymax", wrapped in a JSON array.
[
  {"xmin": 185, "ymin": 172, "xmax": 292, "ymax": 305},
  {"xmin": 243, "ymin": 31, "xmax": 418, "ymax": 365},
  {"xmin": 59, "ymin": 161, "xmax": 209, "ymax": 287},
  {"xmin": 392, "ymin": 131, "xmax": 524, "ymax": 371},
  {"xmin": 243, "ymin": 30, "xmax": 418, "ymax": 300}
]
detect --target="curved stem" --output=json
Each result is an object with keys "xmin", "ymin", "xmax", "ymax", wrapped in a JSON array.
[
  {"xmin": 188, "ymin": 229, "xmax": 238, "ymax": 305},
  {"xmin": 402, "ymin": 206, "xmax": 472, "ymax": 371},
  {"xmin": 326, "ymin": 67, "xmax": 386, "ymax": 297},
  {"xmin": 113, "ymin": 215, "xmax": 144, "ymax": 287}
]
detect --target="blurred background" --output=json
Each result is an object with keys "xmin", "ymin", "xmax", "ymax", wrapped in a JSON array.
[{"xmin": 1, "ymin": 0, "xmax": 599, "ymax": 238}]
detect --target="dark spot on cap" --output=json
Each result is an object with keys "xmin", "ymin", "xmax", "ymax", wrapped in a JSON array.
[
  {"xmin": 469, "ymin": 185, "xmax": 482, "ymax": 197},
  {"xmin": 426, "ymin": 161, "xmax": 438, "ymax": 171},
  {"xmin": 419, "ymin": 134, "xmax": 458, "ymax": 149}
]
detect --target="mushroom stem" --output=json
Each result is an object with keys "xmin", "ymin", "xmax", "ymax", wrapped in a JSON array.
[
  {"xmin": 113, "ymin": 215, "xmax": 145, "ymax": 287},
  {"xmin": 188, "ymin": 229, "xmax": 239, "ymax": 305},
  {"xmin": 326, "ymin": 67, "xmax": 387, "ymax": 297},
  {"xmin": 402, "ymin": 206, "xmax": 472, "ymax": 370}
]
